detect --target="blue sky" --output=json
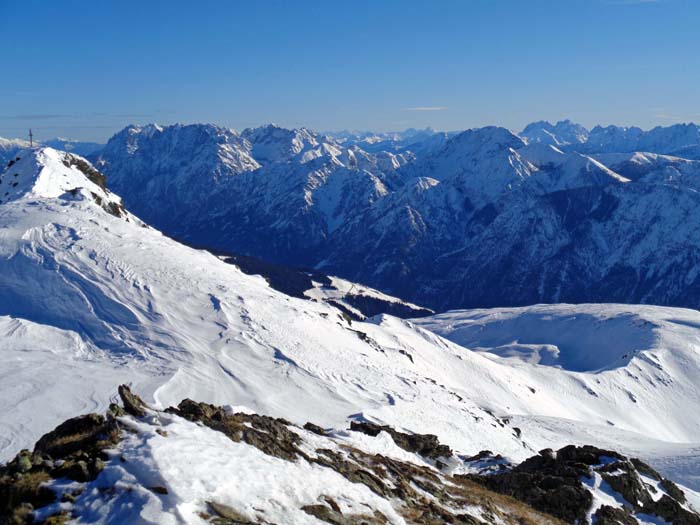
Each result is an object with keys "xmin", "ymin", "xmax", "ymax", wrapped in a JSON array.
[{"xmin": 1, "ymin": 0, "xmax": 698, "ymax": 141}]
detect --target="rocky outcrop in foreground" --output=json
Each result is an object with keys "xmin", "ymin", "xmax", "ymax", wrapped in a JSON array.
[{"xmin": 1, "ymin": 386, "xmax": 697, "ymax": 525}]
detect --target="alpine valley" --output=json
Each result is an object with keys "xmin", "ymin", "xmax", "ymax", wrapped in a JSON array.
[{"xmin": 3, "ymin": 120, "xmax": 700, "ymax": 525}]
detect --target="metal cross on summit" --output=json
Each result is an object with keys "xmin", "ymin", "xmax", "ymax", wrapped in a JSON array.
[{"xmin": 29, "ymin": 129, "xmax": 33, "ymax": 148}]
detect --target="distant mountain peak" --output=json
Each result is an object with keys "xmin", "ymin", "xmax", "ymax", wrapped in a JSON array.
[{"xmin": 520, "ymin": 119, "xmax": 589, "ymax": 146}]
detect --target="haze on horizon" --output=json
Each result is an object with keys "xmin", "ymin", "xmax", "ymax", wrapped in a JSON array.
[{"xmin": 2, "ymin": 0, "xmax": 699, "ymax": 142}]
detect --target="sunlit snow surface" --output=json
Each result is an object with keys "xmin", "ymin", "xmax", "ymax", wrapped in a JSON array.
[{"xmin": 1, "ymin": 149, "xmax": 699, "ymax": 495}]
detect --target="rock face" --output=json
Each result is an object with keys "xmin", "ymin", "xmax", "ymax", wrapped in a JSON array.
[
  {"xmin": 0, "ymin": 409, "xmax": 119, "ymax": 524},
  {"xmin": 1, "ymin": 386, "xmax": 697, "ymax": 525},
  {"xmin": 349, "ymin": 421, "xmax": 452, "ymax": 460},
  {"xmin": 468, "ymin": 445, "xmax": 700, "ymax": 525}
]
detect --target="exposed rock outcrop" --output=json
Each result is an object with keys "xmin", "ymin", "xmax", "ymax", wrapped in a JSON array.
[{"xmin": 1, "ymin": 386, "xmax": 696, "ymax": 525}]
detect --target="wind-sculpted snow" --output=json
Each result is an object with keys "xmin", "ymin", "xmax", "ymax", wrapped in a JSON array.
[
  {"xmin": 415, "ymin": 304, "xmax": 669, "ymax": 372},
  {"xmin": 1, "ymin": 148, "xmax": 700, "ymax": 495}
]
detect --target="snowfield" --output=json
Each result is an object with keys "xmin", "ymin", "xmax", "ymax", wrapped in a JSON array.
[{"xmin": 1, "ymin": 148, "xmax": 700, "ymax": 501}]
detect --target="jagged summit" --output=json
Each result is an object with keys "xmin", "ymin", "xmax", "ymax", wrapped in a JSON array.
[
  {"xmin": 399, "ymin": 127, "xmax": 531, "ymax": 204},
  {"xmin": 0, "ymin": 148, "xmax": 126, "ymax": 218},
  {"xmin": 240, "ymin": 124, "xmax": 322, "ymax": 164},
  {"xmin": 448, "ymin": 126, "xmax": 525, "ymax": 155},
  {"xmin": 520, "ymin": 119, "xmax": 590, "ymax": 146}
]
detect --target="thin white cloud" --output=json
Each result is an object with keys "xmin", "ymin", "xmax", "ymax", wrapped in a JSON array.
[
  {"xmin": 403, "ymin": 106, "xmax": 448, "ymax": 112},
  {"xmin": 606, "ymin": 0, "xmax": 662, "ymax": 5}
]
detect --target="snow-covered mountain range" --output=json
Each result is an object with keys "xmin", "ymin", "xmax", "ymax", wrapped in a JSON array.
[
  {"xmin": 92, "ymin": 123, "xmax": 409, "ymax": 265},
  {"xmin": 2, "ymin": 147, "xmax": 700, "ymax": 524},
  {"xmin": 77, "ymin": 120, "xmax": 700, "ymax": 311},
  {"xmin": 0, "ymin": 137, "xmax": 102, "ymax": 168},
  {"xmin": 522, "ymin": 121, "xmax": 700, "ymax": 157}
]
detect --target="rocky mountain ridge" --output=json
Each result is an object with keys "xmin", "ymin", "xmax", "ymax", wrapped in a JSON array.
[{"xmin": 3, "ymin": 386, "xmax": 697, "ymax": 525}]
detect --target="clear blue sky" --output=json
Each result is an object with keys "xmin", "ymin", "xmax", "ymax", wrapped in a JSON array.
[{"xmin": 1, "ymin": 0, "xmax": 699, "ymax": 141}]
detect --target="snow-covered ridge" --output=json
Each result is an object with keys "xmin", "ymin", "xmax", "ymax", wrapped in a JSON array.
[
  {"xmin": 0, "ymin": 148, "xmax": 135, "ymax": 221},
  {"xmin": 1, "ymin": 148, "xmax": 106, "ymax": 201}
]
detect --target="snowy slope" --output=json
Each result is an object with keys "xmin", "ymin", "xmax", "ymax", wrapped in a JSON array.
[
  {"xmin": 413, "ymin": 304, "xmax": 700, "ymax": 486},
  {"xmin": 594, "ymin": 151, "xmax": 700, "ymax": 187},
  {"xmin": 1, "ymin": 148, "xmax": 700, "ymax": 496}
]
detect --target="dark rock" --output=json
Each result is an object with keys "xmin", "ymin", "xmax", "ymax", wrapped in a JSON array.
[
  {"xmin": 312, "ymin": 448, "xmax": 391, "ymax": 498},
  {"xmin": 107, "ymin": 403, "xmax": 126, "ymax": 419},
  {"xmin": 15, "ymin": 452, "xmax": 32, "ymax": 474},
  {"xmin": 660, "ymin": 478, "xmax": 686, "ymax": 503},
  {"xmin": 206, "ymin": 500, "xmax": 257, "ymax": 524},
  {"xmin": 303, "ymin": 422, "xmax": 328, "ymax": 436},
  {"xmin": 466, "ymin": 445, "xmax": 599, "ymax": 523},
  {"xmin": 169, "ymin": 399, "xmax": 303, "ymax": 461},
  {"xmin": 349, "ymin": 421, "xmax": 452, "ymax": 460},
  {"xmin": 463, "ymin": 450, "xmax": 496, "ymax": 462},
  {"xmin": 645, "ymin": 494, "xmax": 700, "ymax": 525},
  {"xmin": 600, "ymin": 461, "xmax": 653, "ymax": 510},
  {"xmin": 118, "ymin": 384, "xmax": 148, "ymax": 417},
  {"xmin": 301, "ymin": 503, "xmax": 387, "ymax": 524},
  {"xmin": 34, "ymin": 413, "xmax": 110, "ymax": 458},
  {"xmin": 61, "ymin": 154, "xmax": 107, "ymax": 190},
  {"xmin": 55, "ymin": 460, "xmax": 91, "ymax": 482},
  {"xmin": 630, "ymin": 457, "xmax": 662, "ymax": 481},
  {"xmin": 594, "ymin": 505, "xmax": 638, "ymax": 525}
]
